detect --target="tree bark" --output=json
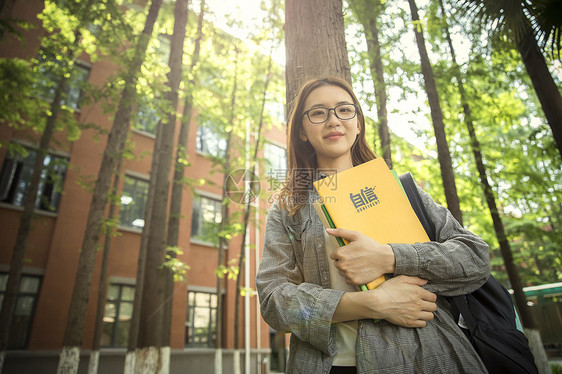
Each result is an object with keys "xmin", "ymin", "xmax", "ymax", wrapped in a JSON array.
[
  {"xmin": 348, "ymin": 0, "xmax": 392, "ymax": 167},
  {"xmin": 0, "ymin": 68, "xmax": 67, "ymax": 373},
  {"xmin": 136, "ymin": 0, "xmax": 187, "ymax": 372},
  {"xmin": 88, "ymin": 159, "xmax": 122, "ymax": 374},
  {"xmin": 124, "ymin": 139, "xmax": 155, "ymax": 374},
  {"xmin": 215, "ymin": 47, "xmax": 239, "ymax": 374},
  {"xmin": 0, "ymin": 0, "xmax": 17, "ymax": 40},
  {"xmin": 57, "ymin": 1, "xmax": 162, "ymax": 373},
  {"xmin": 234, "ymin": 44, "xmax": 274, "ymax": 358},
  {"xmin": 0, "ymin": 1, "xmax": 90, "ymax": 370},
  {"xmin": 439, "ymin": 2, "xmax": 550, "ymax": 371},
  {"xmin": 162, "ymin": 0, "xmax": 205, "ymax": 346},
  {"xmin": 284, "ymin": 0, "xmax": 351, "ymax": 111},
  {"xmin": 366, "ymin": 17, "xmax": 392, "ymax": 168},
  {"xmin": 407, "ymin": 0, "xmax": 463, "ymax": 225},
  {"xmin": 516, "ymin": 28, "xmax": 562, "ymax": 160}
]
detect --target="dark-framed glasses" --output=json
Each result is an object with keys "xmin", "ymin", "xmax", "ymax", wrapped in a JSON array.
[{"xmin": 303, "ymin": 103, "xmax": 358, "ymax": 124}]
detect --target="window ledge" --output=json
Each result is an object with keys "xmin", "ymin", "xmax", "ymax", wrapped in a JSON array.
[
  {"xmin": 117, "ymin": 225, "xmax": 143, "ymax": 234},
  {"xmin": 195, "ymin": 150, "xmax": 226, "ymax": 161},
  {"xmin": 131, "ymin": 128, "xmax": 156, "ymax": 139},
  {"xmin": 190, "ymin": 238, "xmax": 221, "ymax": 248},
  {"xmin": 0, "ymin": 203, "xmax": 58, "ymax": 218},
  {"xmin": 195, "ymin": 150, "xmax": 212, "ymax": 158}
]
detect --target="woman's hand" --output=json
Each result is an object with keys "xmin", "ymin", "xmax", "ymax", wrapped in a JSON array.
[
  {"xmin": 333, "ymin": 276, "xmax": 437, "ymax": 328},
  {"xmin": 369, "ymin": 275, "xmax": 437, "ymax": 327},
  {"xmin": 327, "ymin": 227, "xmax": 396, "ymax": 285}
]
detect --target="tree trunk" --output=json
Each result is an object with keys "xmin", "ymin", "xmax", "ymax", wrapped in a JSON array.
[
  {"xmin": 136, "ymin": 0, "xmax": 187, "ymax": 372},
  {"xmin": 57, "ymin": 1, "xmax": 162, "ymax": 373},
  {"xmin": 284, "ymin": 0, "xmax": 351, "ymax": 111},
  {"xmin": 348, "ymin": 0, "xmax": 392, "ymax": 167},
  {"xmin": 215, "ymin": 47, "xmax": 239, "ymax": 374},
  {"xmin": 516, "ymin": 28, "xmax": 562, "ymax": 160},
  {"xmin": 233, "ymin": 44, "xmax": 274, "ymax": 374},
  {"xmin": 366, "ymin": 17, "xmax": 392, "ymax": 168},
  {"xmin": 407, "ymin": 0, "xmax": 463, "ymax": 225},
  {"xmin": 1, "ymin": 1, "xmax": 90, "ymax": 369},
  {"xmin": 0, "ymin": 0, "xmax": 17, "ymax": 40},
  {"xmin": 0, "ymin": 70, "xmax": 68, "ymax": 374},
  {"xmin": 88, "ymin": 160, "xmax": 122, "ymax": 374},
  {"xmin": 162, "ymin": 0, "xmax": 205, "ymax": 347},
  {"xmin": 454, "ymin": 32, "xmax": 555, "ymax": 374},
  {"xmin": 439, "ymin": 2, "xmax": 550, "ymax": 372},
  {"xmin": 124, "ymin": 142, "xmax": 155, "ymax": 374}
]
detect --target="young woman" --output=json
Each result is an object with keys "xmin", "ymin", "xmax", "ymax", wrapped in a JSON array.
[{"xmin": 256, "ymin": 77, "xmax": 491, "ymax": 373}]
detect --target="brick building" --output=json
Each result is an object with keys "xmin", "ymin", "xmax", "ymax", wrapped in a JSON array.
[{"xmin": 0, "ymin": 1, "xmax": 287, "ymax": 372}]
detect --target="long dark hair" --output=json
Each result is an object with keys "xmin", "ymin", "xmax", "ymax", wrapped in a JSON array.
[{"xmin": 279, "ymin": 77, "xmax": 377, "ymax": 214}]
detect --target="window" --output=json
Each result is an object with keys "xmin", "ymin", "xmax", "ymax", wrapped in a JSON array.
[
  {"xmin": 185, "ymin": 290, "xmax": 217, "ymax": 348},
  {"xmin": 133, "ymin": 95, "xmax": 159, "ymax": 135},
  {"xmin": 0, "ymin": 273, "xmax": 42, "ymax": 349},
  {"xmin": 191, "ymin": 195, "xmax": 222, "ymax": 245},
  {"xmin": 264, "ymin": 142, "xmax": 287, "ymax": 181},
  {"xmin": 196, "ymin": 117, "xmax": 227, "ymax": 158},
  {"xmin": 0, "ymin": 147, "xmax": 67, "ymax": 212},
  {"xmin": 119, "ymin": 175, "xmax": 149, "ymax": 229},
  {"xmin": 265, "ymin": 100, "xmax": 285, "ymax": 123},
  {"xmin": 130, "ymin": 34, "xmax": 170, "ymax": 136},
  {"xmin": 35, "ymin": 51, "xmax": 90, "ymax": 110},
  {"xmin": 155, "ymin": 34, "xmax": 171, "ymax": 65},
  {"xmin": 101, "ymin": 283, "xmax": 134, "ymax": 348}
]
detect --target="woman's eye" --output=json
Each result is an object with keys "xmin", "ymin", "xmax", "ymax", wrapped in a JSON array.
[{"xmin": 311, "ymin": 109, "xmax": 326, "ymax": 116}]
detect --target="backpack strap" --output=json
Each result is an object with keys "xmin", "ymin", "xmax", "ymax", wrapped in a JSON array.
[
  {"xmin": 448, "ymin": 294, "xmax": 477, "ymax": 333},
  {"xmin": 399, "ymin": 172, "xmax": 461, "ymax": 322},
  {"xmin": 399, "ymin": 173, "xmax": 435, "ymax": 241},
  {"xmin": 399, "ymin": 172, "xmax": 537, "ymax": 373}
]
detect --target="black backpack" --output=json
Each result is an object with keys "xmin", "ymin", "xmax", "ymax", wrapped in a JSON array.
[{"xmin": 399, "ymin": 173, "xmax": 538, "ymax": 374}]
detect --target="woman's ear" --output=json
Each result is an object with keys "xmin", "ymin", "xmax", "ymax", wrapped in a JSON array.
[{"xmin": 299, "ymin": 130, "xmax": 308, "ymax": 142}]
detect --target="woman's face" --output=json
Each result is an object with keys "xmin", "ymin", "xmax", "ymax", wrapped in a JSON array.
[{"xmin": 300, "ymin": 85, "xmax": 360, "ymax": 171}]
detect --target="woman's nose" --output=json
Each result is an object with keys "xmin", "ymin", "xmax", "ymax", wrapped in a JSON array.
[{"xmin": 325, "ymin": 109, "xmax": 341, "ymax": 127}]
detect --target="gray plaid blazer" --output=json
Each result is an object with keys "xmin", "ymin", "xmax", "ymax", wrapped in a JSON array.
[{"xmin": 256, "ymin": 186, "xmax": 490, "ymax": 374}]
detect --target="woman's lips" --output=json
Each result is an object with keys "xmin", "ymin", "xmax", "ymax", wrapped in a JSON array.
[{"xmin": 324, "ymin": 132, "xmax": 344, "ymax": 140}]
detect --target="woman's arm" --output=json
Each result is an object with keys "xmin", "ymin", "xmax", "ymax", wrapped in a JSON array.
[
  {"xmin": 328, "ymin": 187, "xmax": 490, "ymax": 296},
  {"xmin": 257, "ymin": 203, "xmax": 438, "ymax": 347},
  {"xmin": 333, "ymin": 275, "xmax": 437, "ymax": 327},
  {"xmin": 256, "ymin": 202, "xmax": 344, "ymax": 355},
  {"xmin": 391, "ymin": 187, "xmax": 490, "ymax": 295}
]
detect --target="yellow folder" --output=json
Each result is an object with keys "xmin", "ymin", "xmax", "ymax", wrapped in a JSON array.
[{"xmin": 313, "ymin": 157, "xmax": 430, "ymax": 290}]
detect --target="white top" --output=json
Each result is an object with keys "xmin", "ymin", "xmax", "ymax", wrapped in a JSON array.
[{"xmin": 324, "ymin": 230, "xmax": 358, "ymax": 367}]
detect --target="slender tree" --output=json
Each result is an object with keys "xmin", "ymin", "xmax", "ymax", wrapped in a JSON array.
[
  {"xmin": 135, "ymin": 0, "xmax": 188, "ymax": 372},
  {"xmin": 407, "ymin": 0, "xmax": 463, "ymax": 225},
  {"xmin": 284, "ymin": 0, "xmax": 351, "ymax": 110},
  {"xmin": 215, "ymin": 46, "xmax": 239, "ymax": 374},
  {"xmin": 162, "ymin": 0, "xmax": 206, "ymax": 348},
  {"xmin": 0, "ymin": 0, "xmax": 93, "ymax": 371},
  {"xmin": 0, "ymin": 0, "xmax": 17, "ymax": 40},
  {"xmin": 87, "ymin": 160, "xmax": 122, "ymax": 374},
  {"xmin": 57, "ymin": 1, "xmax": 163, "ymax": 372},
  {"xmin": 458, "ymin": 0, "xmax": 562, "ymax": 159},
  {"xmin": 348, "ymin": 0, "xmax": 392, "ymax": 167},
  {"xmin": 124, "ymin": 136, "xmax": 156, "ymax": 374},
  {"xmin": 0, "ymin": 63, "xmax": 69, "ymax": 374},
  {"xmin": 233, "ymin": 42, "xmax": 275, "ymax": 374},
  {"xmin": 439, "ymin": 1, "xmax": 551, "ymax": 372}
]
